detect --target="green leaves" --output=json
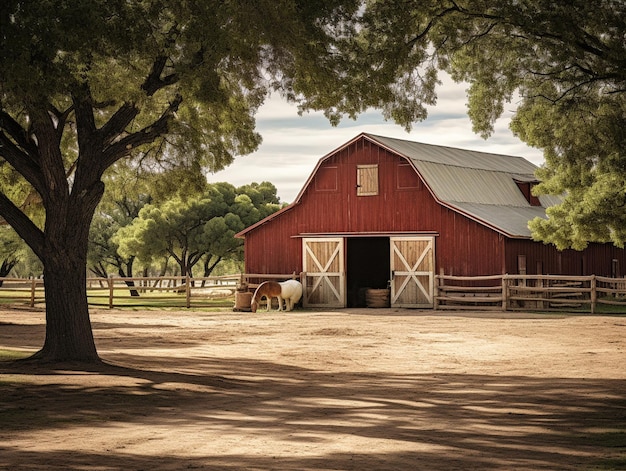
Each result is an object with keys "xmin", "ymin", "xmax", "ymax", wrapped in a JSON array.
[
  {"xmin": 113, "ymin": 182, "xmax": 280, "ymax": 276},
  {"xmin": 514, "ymin": 81, "xmax": 626, "ymax": 248}
]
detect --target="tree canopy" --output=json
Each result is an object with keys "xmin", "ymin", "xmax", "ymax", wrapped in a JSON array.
[
  {"xmin": 0, "ymin": 0, "xmax": 361, "ymax": 362},
  {"xmin": 114, "ymin": 182, "xmax": 279, "ymax": 278}
]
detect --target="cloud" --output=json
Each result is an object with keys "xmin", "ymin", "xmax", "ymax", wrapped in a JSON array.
[{"xmin": 206, "ymin": 75, "xmax": 543, "ymax": 203}]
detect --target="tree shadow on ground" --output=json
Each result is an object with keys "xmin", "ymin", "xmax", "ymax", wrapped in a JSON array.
[{"xmin": 1, "ymin": 355, "xmax": 625, "ymax": 471}]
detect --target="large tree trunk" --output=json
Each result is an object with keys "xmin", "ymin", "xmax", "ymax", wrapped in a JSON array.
[
  {"xmin": 1, "ymin": 73, "xmax": 178, "ymax": 364},
  {"xmin": 33, "ymin": 245, "xmax": 99, "ymax": 362},
  {"xmin": 28, "ymin": 121, "xmax": 104, "ymax": 363}
]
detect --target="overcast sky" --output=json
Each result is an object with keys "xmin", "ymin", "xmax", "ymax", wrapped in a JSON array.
[{"xmin": 206, "ymin": 73, "xmax": 544, "ymax": 204}]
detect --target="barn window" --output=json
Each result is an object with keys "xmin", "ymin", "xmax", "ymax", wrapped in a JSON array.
[
  {"xmin": 357, "ymin": 164, "xmax": 378, "ymax": 196},
  {"xmin": 397, "ymin": 162, "xmax": 420, "ymax": 189},
  {"xmin": 315, "ymin": 166, "xmax": 338, "ymax": 192},
  {"xmin": 515, "ymin": 180, "xmax": 541, "ymax": 206}
]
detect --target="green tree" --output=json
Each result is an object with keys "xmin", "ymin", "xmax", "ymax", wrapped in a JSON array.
[
  {"xmin": 302, "ymin": 0, "xmax": 625, "ymax": 248},
  {"xmin": 115, "ymin": 182, "xmax": 279, "ymax": 279},
  {"xmin": 115, "ymin": 197, "xmax": 220, "ymax": 278},
  {"xmin": 201, "ymin": 182, "xmax": 282, "ymax": 279},
  {"xmin": 88, "ymin": 193, "xmax": 151, "ymax": 295},
  {"xmin": 0, "ymin": 225, "xmax": 42, "ymax": 283},
  {"xmin": 0, "ymin": 0, "xmax": 360, "ymax": 362}
]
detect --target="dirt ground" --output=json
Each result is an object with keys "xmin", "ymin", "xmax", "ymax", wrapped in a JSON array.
[{"xmin": 0, "ymin": 306, "xmax": 625, "ymax": 471}]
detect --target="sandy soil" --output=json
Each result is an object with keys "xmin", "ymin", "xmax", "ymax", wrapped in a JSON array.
[{"xmin": 1, "ymin": 306, "xmax": 625, "ymax": 471}]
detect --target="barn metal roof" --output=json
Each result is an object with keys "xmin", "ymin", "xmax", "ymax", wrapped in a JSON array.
[{"xmin": 366, "ymin": 134, "xmax": 557, "ymax": 238}]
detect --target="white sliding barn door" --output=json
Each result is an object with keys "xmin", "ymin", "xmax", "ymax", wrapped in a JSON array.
[
  {"xmin": 302, "ymin": 238, "xmax": 345, "ymax": 307},
  {"xmin": 390, "ymin": 236, "xmax": 435, "ymax": 308}
]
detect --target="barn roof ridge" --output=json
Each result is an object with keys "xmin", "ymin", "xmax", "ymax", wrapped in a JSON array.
[{"xmin": 363, "ymin": 133, "xmax": 537, "ymax": 175}]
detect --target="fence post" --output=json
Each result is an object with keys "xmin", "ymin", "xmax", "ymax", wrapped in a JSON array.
[
  {"xmin": 108, "ymin": 276, "xmax": 114, "ymax": 309},
  {"xmin": 433, "ymin": 274, "xmax": 440, "ymax": 310},
  {"xmin": 502, "ymin": 275, "xmax": 508, "ymax": 311},
  {"xmin": 30, "ymin": 277, "xmax": 36, "ymax": 308},
  {"xmin": 590, "ymin": 275, "xmax": 596, "ymax": 314}
]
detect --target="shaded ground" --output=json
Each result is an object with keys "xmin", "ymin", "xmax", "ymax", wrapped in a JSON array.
[{"xmin": 1, "ymin": 306, "xmax": 625, "ymax": 470}]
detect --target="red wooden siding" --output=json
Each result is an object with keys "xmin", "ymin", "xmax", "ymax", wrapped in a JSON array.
[{"xmin": 505, "ymin": 239, "xmax": 626, "ymax": 276}]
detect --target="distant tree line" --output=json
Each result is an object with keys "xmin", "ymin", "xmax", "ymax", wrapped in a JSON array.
[{"xmin": 1, "ymin": 179, "xmax": 282, "ymax": 287}]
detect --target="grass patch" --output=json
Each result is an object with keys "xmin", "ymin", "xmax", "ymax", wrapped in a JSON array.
[
  {"xmin": 594, "ymin": 302, "xmax": 626, "ymax": 315},
  {"xmin": 87, "ymin": 293, "xmax": 235, "ymax": 309}
]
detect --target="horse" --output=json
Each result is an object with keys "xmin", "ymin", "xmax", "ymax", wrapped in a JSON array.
[{"xmin": 251, "ymin": 279, "xmax": 303, "ymax": 313}]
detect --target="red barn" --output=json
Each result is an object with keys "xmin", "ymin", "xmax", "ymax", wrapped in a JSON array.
[{"xmin": 236, "ymin": 133, "xmax": 626, "ymax": 308}]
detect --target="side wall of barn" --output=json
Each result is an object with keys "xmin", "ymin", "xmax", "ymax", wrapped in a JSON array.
[{"xmin": 505, "ymin": 239, "xmax": 626, "ymax": 276}]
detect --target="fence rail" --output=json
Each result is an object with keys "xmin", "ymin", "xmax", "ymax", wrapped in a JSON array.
[
  {"xmin": 0, "ymin": 273, "xmax": 302, "ymax": 309},
  {"xmin": 435, "ymin": 274, "xmax": 626, "ymax": 312}
]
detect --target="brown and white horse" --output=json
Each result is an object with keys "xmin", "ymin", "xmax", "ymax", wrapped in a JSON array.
[{"xmin": 251, "ymin": 279, "xmax": 303, "ymax": 312}]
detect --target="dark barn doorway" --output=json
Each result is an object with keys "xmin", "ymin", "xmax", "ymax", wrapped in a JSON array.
[{"xmin": 346, "ymin": 237, "xmax": 390, "ymax": 307}]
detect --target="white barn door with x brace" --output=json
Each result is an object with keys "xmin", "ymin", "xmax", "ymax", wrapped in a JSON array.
[
  {"xmin": 390, "ymin": 236, "xmax": 435, "ymax": 308},
  {"xmin": 302, "ymin": 238, "xmax": 345, "ymax": 307}
]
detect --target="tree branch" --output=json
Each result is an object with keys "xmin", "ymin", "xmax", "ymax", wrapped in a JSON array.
[
  {"xmin": 99, "ymin": 103, "xmax": 140, "ymax": 147},
  {"xmin": 100, "ymin": 94, "xmax": 183, "ymax": 171},
  {"xmin": 188, "ymin": 250, "xmax": 205, "ymax": 268},
  {"xmin": 0, "ymin": 131, "xmax": 46, "ymax": 195},
  {"xmin": 142, "ymin": 56, "xmax": 179, "ymax": 96},
  {"xmin": 406, "ymin": 5, "xmax": 461, "ymax": 49},
  {"xmin": 0, "ymin": 191, "xmax": 45, "ymax": 260},
  {"xmin": 72, "ymin": 84, "xmax": 99, "ymax": 156},
  {"xmin": 0, "ymin": 110, "xmax": 38, "ymax": 156},
  {"xmin": 47, "ymin": 103, "xmax": 75, "ymax": 143}
]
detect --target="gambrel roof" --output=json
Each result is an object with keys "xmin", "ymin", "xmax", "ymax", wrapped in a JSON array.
[
  {"xmin": 365, "ymin": 134, "xmax": 560, "ymax": 238},
  {"xmin": 237, "ymin": 133, "xmax": 558, "ymax": 239}
]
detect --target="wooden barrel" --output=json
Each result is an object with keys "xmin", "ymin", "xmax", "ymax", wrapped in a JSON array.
[
  {"xmin": 234, "ymin": 291, "xmax": 252, "ymax": 311},
  {"xmin": 365, "ymin": 288, "xmax": 390, "ymax": 308}
]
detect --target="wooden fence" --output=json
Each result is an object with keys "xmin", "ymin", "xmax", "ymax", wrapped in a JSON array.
[
  {"xmin": 435, "ymin": 274, "xmax": 626, "ymax": 313},
  {"xmin": 0, "ymin": 273, "xmax": 302, "ymax": 309},
  {"xmin": 3, "ymin": 272, "xmax": 625, "ymax": 312}
]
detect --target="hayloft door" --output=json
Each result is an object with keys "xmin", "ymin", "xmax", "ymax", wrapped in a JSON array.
[
  {"xmin": 390, "ymin": 236, "xmax": 435, "ymax": 308},
  {"xmin": 302, "ymin": 238, "xmax": 345, "ymax": 307}
]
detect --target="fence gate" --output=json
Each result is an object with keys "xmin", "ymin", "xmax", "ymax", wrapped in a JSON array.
[
  {"xmin": 302, "ymin": 238, "xmax": 345, "ymax": 307},
  {"xmin": 390, "ymin": 236, "xmax": 435, "ymax": 308}
]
